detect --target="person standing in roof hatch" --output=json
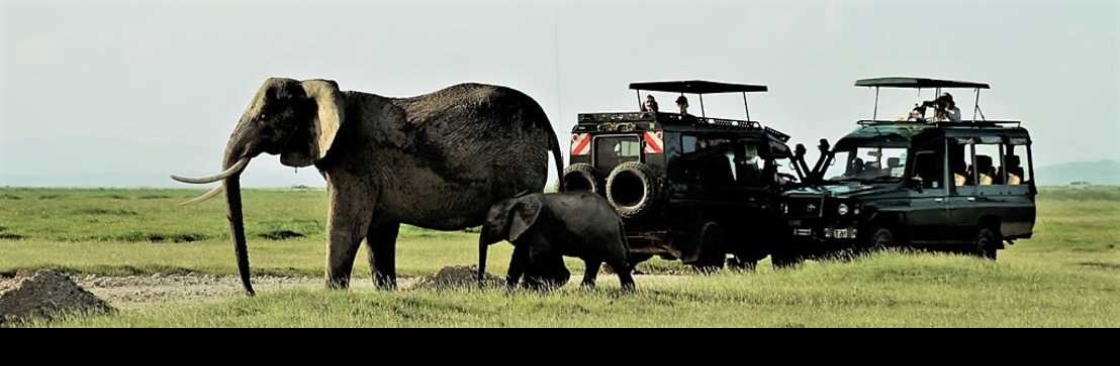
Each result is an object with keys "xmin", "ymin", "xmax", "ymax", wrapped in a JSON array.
[
  {"xmin": 642, "ymin": 95, "xmax": 660, "ymax": 113},
  {"xmin": 676, "ymin": 95, "xmax": 690, "ymax": 116}
]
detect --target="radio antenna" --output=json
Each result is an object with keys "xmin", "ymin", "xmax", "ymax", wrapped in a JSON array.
[{"xmin": 552, "ymin": 9, "xmax": 564, "ymax": 127}]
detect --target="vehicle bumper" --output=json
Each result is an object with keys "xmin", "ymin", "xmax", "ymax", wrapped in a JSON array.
[{"xmin": 788, "ymin": 220, "xmax": 861, "ymax": 245}]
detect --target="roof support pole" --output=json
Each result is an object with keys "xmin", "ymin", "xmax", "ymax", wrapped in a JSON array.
[
  {"xmin": 973, "ymin": 88, "xmax": 982, "ymax": 122},
  {"xmin": 872, "ymin": 87, "xmax": 881, "ymax": 121},
  {"xmin": 743, "ymin": 92, "xmax": 752, "ymax": 121},
  {"xmin": 636, "ymin": 90, "xmax": 643, "ymax": 111},
  {"xmin": 700, "ymin": 94, "xmax": 707, "ymax": 118}
]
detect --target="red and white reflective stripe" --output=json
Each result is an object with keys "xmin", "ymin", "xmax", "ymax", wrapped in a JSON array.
[
  {"xmin": 571, "ymin": 134, "xmax": 592, "ymax": 156},
  {"xmin": 644, "ymin": 131, "xmax": 664, "ymax": 154}
]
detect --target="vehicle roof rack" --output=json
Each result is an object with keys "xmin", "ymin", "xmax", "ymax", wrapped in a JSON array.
[
  {"xmin": 857, "ymin": 120, "xmax": 1022, "ymax": 128},
  {"xmin": 856, "ymin": 77, "xmax": 991, "ymax": 90},
  {"xmin": 630, "ymin": 80, "xmax": 769, "ymax": 94}
]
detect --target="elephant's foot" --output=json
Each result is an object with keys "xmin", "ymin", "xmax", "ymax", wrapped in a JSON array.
[
  {"xmin": 375, "ymin": 273, "xmax": 397, "ymax": 291},
  {"xmin": 327, "ymin": 277, "xmax": 351, "ymax": 290}
]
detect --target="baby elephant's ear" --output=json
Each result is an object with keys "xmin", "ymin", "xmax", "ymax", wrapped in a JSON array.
[{"xmin": 509, "ymin": 196, "xmax": 543, "ymax": 242}]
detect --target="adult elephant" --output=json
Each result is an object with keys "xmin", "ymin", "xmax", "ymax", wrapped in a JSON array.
[{"xmin": 173, "ymin": 78, "xmax": 563, "ymax": 295}]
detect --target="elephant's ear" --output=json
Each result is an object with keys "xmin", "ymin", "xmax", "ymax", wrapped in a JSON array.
[
  {"xmin": 303, "ymin": 80, "xmax": 346, "ymax": 160},
  {"xmin": 509, "ymin": 196, "xmax": 543, "ymax": 243}
]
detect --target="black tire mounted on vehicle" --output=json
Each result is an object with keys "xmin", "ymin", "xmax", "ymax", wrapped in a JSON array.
[
  {"xmin": 974, "ymin": 228, "xmax": 1000, "ymax": 261},
  {"xmin": 563, "ymin": 163, "xmax": 601, "ymax": 194},
  {"xmin": 606, "ymin": 162, "xmax": 660, "ymax": 219}
]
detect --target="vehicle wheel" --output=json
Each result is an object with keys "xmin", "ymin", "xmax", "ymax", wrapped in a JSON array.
[
  {"xmin": 563, "ymin": 163, "xmax": 600, "ymax": 194},
  {"xmin": 692, "ymin": 222, "xmax": 726, "ymax": 273},
  {"xmin": 606, "ymin": 162, "xmax": 660, "ymax": 219},
  {"xmin": 973, "ymin": 228, "xmax": 1000, "ymax": 261},
  {"xmin": 867, "ymin": 227, "xmax": 897, "ymax": 253}
]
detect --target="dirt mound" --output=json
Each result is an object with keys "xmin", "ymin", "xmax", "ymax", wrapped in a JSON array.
[
  {"xmin": 415, "ymin": 266, "xmax": 504, "ymax": 290},
  {"xmin": 0, "ymin": 270, "xmax": 115, "ymax": 326}
]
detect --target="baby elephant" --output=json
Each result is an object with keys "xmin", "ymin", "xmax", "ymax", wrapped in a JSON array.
[{"xmin": 478, "ymin": 192, "xmax": 636, "ymax": 291}]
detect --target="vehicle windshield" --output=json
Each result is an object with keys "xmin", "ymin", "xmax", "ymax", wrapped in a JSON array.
[{"xmin": 826, "ymin": 147, "xmax": 909, "ymax": 183}]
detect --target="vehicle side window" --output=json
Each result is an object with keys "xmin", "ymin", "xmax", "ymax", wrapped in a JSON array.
[
  {"xmin": 682, "ymin": 136, "xmax": 698, "ymax": 155},
  {"xmin": 736, "ymin": 140, "xmax": 765, "ymax": 186},
  {"xmin": 973, "ymin": 143, "xmax": 1003, "ymax": 186},
  {"xmin": 674, "ymin": 135, "xmax": 736, "ymax": 186},
  {"xmin": 595, "ymin": 136, "xmax": 641, "ymax": 170},
  {"xmin": 1004, "ymin": 144, "xmax": 1033, "ymax": 186},
  {"xmin": 776, "ymin": 157, "xmax": 799, "ymax": 183},
  {"xmin": 911, "ymin": 150, "xmax": 944, "ymax": 189},
  {"xmin": 949, "ymin": 142, "xmax": 974, "ymax": 187}
]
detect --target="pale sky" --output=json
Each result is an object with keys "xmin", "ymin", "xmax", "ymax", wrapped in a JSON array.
[{"xmin": 2, "ymin": 0, "xmax": 1118, "ymax": 187}]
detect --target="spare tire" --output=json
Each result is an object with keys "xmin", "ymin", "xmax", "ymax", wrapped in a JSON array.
[
  {"xmin": 606, "ymin": 162, "xmax": 661, "ymax": 219},
  {"xmin": 563, "ymin": 163, "xmax": 601, "ymax": 194}
]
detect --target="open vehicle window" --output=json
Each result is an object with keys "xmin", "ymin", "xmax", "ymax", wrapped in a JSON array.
[
  {"xmin": 675, "ymin": 135, "xmax": 737, "ymax": 186},
  {"xmin": 949, "ymin": 143, "xmax": 974, "ymax": 187},
  {"xmin": 1004, "ymin": 144, "xmax": 1032, "ymax": 186},
  {"xmin": 736, "ymin": 140, "xmax": 765, "ymax": 186},
  {"xmin": 973, "ymin": 143, "xmax": 1003, "ymax": 186},
  {"xmin": 911, "ymin": 150, "xmax": 944, "ymax": 189},
  {"xmin": 826, "ymin": 147, "xmax": 908, "ymax": 183}
]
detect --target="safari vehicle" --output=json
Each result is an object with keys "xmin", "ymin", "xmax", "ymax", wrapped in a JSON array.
[
  {"xmin": 777, "ymin": 78, "xmax": 1037, "ymax": 265},
  {"xmin": 563, "ymin": 81, "xmax": 798, "ymax": 269}
]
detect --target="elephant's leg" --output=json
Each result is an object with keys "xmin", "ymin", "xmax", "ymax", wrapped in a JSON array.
[
  {"xmin": 606, "ymin": 255, "xmax": 636, "ymax": 292},
  {"xmin": 507, "ymin": 245, "xmax": 530, "ymax": 290},
  {"xmin": 326, "ymin": 185, "xmax": 375, "ymax": 290},
  {"xmin": 581, "ymin": 258, "xmax": 603, "ymax": 289},
  {"xmin": 366, "ymin": 220, "xmax": 400, "ymax": 291},
  {"xmin": 536, "ymin": 254, "xmax": 571, "ymax": 291}
]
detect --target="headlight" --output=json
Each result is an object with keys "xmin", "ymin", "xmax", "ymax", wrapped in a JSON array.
[{"xmin": 838, "ymin": 203, "xmax": 850, "ymax": 216}]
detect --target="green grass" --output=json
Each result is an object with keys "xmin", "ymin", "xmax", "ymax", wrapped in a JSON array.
[
  {"xmin": 2, "ymin": 187, "xmax": 1119, "ymax": 327},
  {"xmin": 41, "ymin": 255, "xmax": 1120, "ymax": 328}
]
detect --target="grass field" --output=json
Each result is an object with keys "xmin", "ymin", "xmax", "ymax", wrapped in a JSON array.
[{"xmin": 1, "ymin": 186, "xmax": 1118, "ymax": 327}]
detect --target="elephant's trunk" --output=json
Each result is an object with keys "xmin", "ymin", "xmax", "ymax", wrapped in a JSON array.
[
  {"xmin": 225, "ymin": 176, "xmax": 255, "ymax": 296},
  {"xmin": 222, "ymin": 130, "xmax": 256, "ymax": 297}
]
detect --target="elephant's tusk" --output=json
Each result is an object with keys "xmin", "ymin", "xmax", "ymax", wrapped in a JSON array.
[
  {"xmin": 171, "ymin": 158, "xmax": 251, "ymax": 185},
  {"xmin": 179, "ymin": 185, "xmax": 225, "ymax": 206}
]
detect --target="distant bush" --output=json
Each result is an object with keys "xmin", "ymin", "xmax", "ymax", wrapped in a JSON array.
[
  {"xmin": 0, "ymin": 194, "xmax": 21, "ymax": 200},
  {"xmin": 75, "ymin": 208, "xmax": 139, "ymax": 216},
  {"xmin": 1041, "ymin": 187, "xmax": 1120, "ymax": 202},
  {"xmin": 258, "ymin": 230, "xmax": 307, "ymax": 241},
  {"xmin": 0, "ymin": 233, "xmax": 26, "ymax": 241}
]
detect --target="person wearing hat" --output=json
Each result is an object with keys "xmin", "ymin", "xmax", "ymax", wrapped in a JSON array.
[
  {"xmin": 676, "ymin": 95, "xmax": 690, "ymax": 116},
  {"xmin": 941, "ymin": 93, "xmax": 963, "ymax": 122}
]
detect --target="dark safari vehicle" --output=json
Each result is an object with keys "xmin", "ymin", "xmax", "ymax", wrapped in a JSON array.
[
  {"xmin": 564, "ymin": 81, "xmax": 797, "ymax": 269},
  {"xmin": 777, "ymin": 78, "xmax": 1037, "ymax": 266}
]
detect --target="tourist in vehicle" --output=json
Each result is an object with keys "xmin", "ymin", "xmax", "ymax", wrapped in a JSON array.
[
  {"xmin": 1004, "ymin": 155, "xmax": 1024, "ymax": 185},
  {"xmin": 676, "ymin": 95, "xmax": 691, "ymax": 116},
  {"xmin": 642, "ymin": 95, "xmax": 660, "ymax": 113},
  {"xmin": 940, "ymin": 93, "xmax": 963, "ymax": 122}
]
